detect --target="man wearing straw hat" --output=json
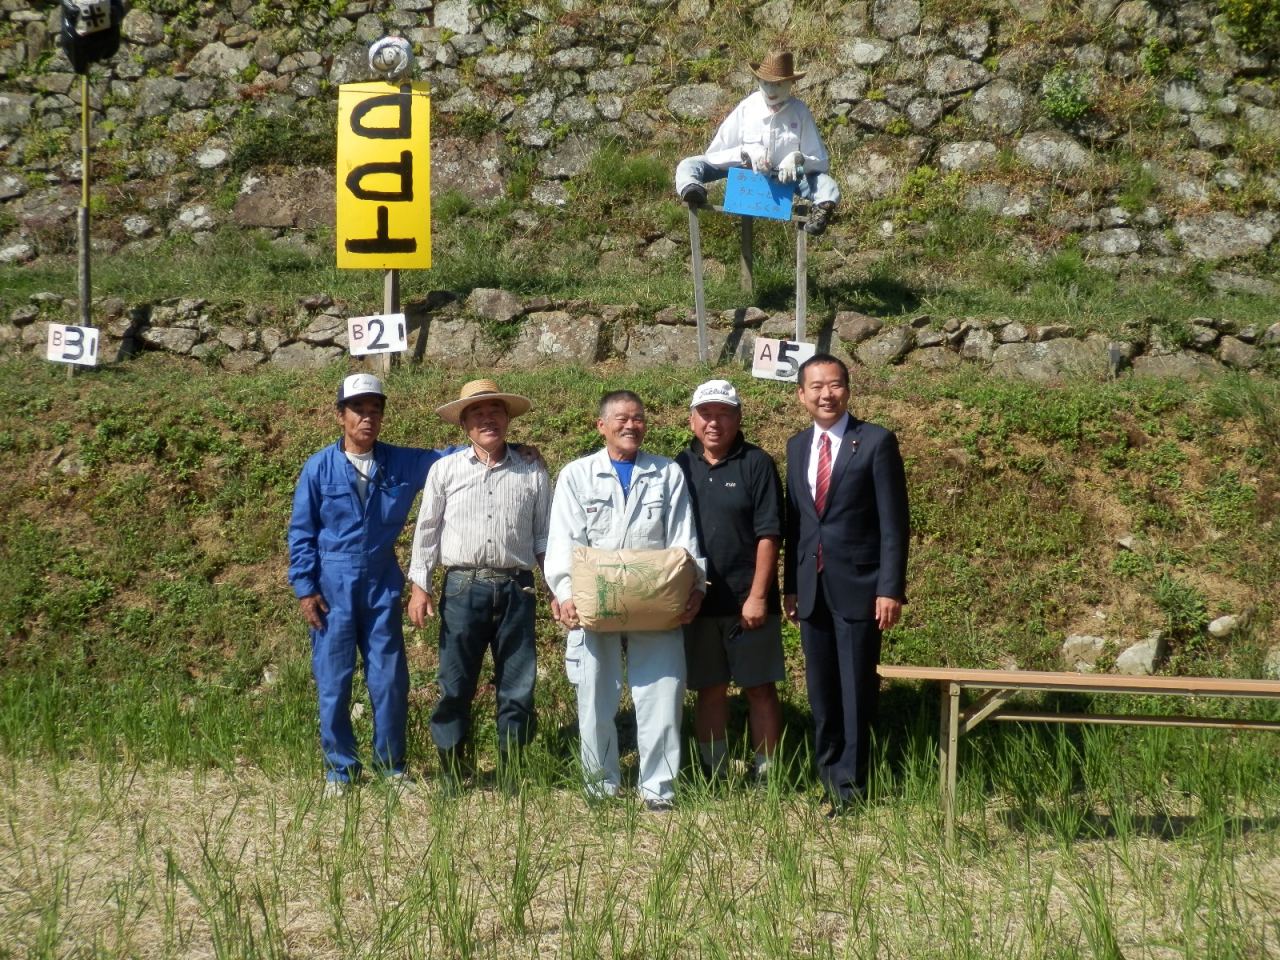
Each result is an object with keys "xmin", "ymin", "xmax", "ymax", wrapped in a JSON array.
[
  {"xmin": 674, "ymin": 49, "xmax": 842, "ymax": 235},
  {"xmin": 407, "ymin": 379, "xmax": 553, "ymax": 791},
  {"xmin": 289, "ymin": 373, "xmax": 462, "ymax": 798}
]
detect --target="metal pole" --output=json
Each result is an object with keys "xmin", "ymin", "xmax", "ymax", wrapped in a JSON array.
[
  {"xmin": 795, "ymin": 223, "xmax": 807, "ymax": 343},
  {"xmin": 367, "ymin": 79, "xmax": 413, "ymax": 375},
  {"xmin": 73, "ymin": 73, "xmax": 91, "ymax": 379},
  {"xmin": 688, "ymin": 205, "xmax": 708, "ymax": 364}
]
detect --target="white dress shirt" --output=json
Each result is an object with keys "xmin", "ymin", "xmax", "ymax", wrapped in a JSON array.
[
  {"xmin": 703, "ymin": 90, "xmax": 831, "ymax": 173},
  {"xmin": 807, "ymin": 415, "xmax": 849, "ymax": 501}
]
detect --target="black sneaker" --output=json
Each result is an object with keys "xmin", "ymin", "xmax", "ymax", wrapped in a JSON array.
[
  {"xmin": 680, "ymin": 184, "xmax": 707, "ymax": 207},
  {"xmin": 643, "ymin": 798, "xmax": 674, "ymax": 813},
  {"xmin": 804, "ymin": 202, "xmax": 836, "ymax": 235},
  {"xmin": 823, "ymin": 785, "xmax": 866, "ymax": 818}
]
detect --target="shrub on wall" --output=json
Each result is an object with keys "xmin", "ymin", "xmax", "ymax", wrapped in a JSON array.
[
  {"xmin": 1039, "ymin": 65, "xmax": 1093, "ymax": 123},
  {"xmin": 1220, "ymin": 0, "xmax": 1280, "ymax": 53}
]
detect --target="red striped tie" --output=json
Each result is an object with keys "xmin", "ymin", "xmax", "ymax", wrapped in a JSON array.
[{"xmin": 815, "ymin": 432, "xmax": 831, "ymax": 570}]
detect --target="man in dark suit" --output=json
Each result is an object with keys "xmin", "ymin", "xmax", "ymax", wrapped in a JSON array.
[{"xmin": 783, "ymin": 354, "xmax": 909, "ymax": 811}]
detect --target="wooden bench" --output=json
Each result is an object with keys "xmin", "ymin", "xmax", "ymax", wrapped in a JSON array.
[{"xmin": 877, "ymin": 665, "xmax": 1280, "ymax": 850}]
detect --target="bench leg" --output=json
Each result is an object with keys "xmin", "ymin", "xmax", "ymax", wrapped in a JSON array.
[
  {"xmin": 688, "ymin": 205, "xmax": 709, "ymax": 363},
  {"xmin": 941, "ymin": 681, "xmax": 960, "ymax": 852}
]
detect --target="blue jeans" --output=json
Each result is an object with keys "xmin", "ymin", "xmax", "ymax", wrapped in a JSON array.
[
  {"xmin": 432, "ymin": 568, "xmax": 538, "ymax": 752},
  {"xmin": 675, "ymin": 156, "xmax": 842, "ymax": 206}
]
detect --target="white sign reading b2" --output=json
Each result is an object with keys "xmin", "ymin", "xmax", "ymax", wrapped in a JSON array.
[
  {"xmin": 47, "ymin": 323, "xmax": 100, "ymax": 367},
  {"xmin": 347, "ymin": 313, "xmax": 407, "ymax": 356},
  {"xmin": 751, "ymin": 337, "xmax": 815, "ymax": 383}
]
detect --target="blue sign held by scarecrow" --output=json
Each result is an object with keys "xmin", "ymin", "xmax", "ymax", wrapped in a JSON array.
[{"xmin": 723, "ymin": 168, "xmax": 795, "ymax": 221}]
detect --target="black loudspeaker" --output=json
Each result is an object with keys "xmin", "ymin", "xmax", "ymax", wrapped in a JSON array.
[{"xmin": 59, "ymin": 0, "xmax": 124, "ymax": 75}]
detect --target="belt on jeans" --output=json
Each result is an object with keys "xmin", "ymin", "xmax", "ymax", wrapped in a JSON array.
[{"xmin": 446, "ymin": 566, "xmax": 524, "ymax": 580}]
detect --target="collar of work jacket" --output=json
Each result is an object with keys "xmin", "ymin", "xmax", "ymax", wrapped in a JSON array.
[{"xmin": 586, "ymin": 447, "xmax": 668, "ymax": 528}]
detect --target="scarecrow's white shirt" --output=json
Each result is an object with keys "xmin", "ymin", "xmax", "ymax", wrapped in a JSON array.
[{"xmin": 702, "ymin": 90, "xmax": 831, "ymax": 173}]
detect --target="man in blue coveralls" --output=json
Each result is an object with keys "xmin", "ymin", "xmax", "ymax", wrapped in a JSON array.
[{"xmin": 288, "ymin": 373, "xmax": 444, "ymax": 796}]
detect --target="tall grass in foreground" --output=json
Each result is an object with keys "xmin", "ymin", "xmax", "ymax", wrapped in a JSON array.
[{"xmin": 1, "ymin": 723, "xmax": 1277, "ymax": 959}]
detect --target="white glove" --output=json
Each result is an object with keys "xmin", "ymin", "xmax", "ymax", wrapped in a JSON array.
[
  {"xmin": 777, "ymin": 152, "xmax": 804, "ymax": 184},
  {"xmin": 740, "ymin": 143, "xmax": 768, "ymax": 175}
]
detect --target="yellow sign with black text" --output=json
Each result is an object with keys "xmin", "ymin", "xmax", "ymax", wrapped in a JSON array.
[{"xmin": 336, "ymin": 82, "xmax": 431, "ymax": 269}]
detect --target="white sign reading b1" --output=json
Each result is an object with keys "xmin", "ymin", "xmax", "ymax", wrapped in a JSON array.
[
  {"xmin": 347, "ymin": 312, "xmax": 408, "ymax": 356},
  {"xmin": 752, "ymin": 337, "xmax": 815, "ymax": 383},
  {"xmin": 47, "ymin": 323, "xmax": 100, "ymax": 367}
]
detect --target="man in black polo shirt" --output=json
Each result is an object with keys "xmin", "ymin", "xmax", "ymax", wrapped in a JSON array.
[{"xmin": 677, "ymin": 379, "xmax": 786, "ymax": 783}]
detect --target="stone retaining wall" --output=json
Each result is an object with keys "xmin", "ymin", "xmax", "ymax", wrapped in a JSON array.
[
  {"xmin": 0, "ymin": 0, "xmax": 1278, "ymax": 276},
  {"xmin": 4, "ymin": 285, "xmax": 1278, "ymax": 379}
]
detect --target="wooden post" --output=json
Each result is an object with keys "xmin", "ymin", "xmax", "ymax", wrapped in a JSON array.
[
  {"xmin": 377, "ymin": 268, "xmax": 398, "ymax": 374},
  {"xmin": 795, "ymin": 222, "xmax": 807, "ymax": 343},
  {"xmin": 688, "ymin": 205, "xmax": 708, "ymax": 364},
  {"xmin": 943, "ymin": 682, "xmax": 961, "ymax": 853},
  {"xmin": 739, "ymin": 216, "xmax": 753, "ymax": 295}
]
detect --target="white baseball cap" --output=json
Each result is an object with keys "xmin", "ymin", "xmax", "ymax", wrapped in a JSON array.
[
  {"xmin": 336, "ymin": 373, "xmax": 385, "ymax": 408},
  {"xmin": 690, "ymin": 379, "xmax": 740, "ymax": 408}
]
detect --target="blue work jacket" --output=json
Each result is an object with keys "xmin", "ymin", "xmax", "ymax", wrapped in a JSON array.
[{"xmin": 287, "ymin": 439, "xmax": 456, "ymax": 599}]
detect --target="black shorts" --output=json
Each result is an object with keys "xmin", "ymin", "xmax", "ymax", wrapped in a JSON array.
[{"xmin": 682, "ymin": 615, "xmax": 786, "ymax": 690}]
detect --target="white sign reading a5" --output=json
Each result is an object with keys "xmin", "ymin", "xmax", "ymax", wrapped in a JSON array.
[
  {"xmin": 46, "ymin": 324, "xmax": 100, "ymax": 367},
  {"xmin": 751, "ymin": 337, "xmax": 815, "ymax": 383},
  {"xmin": 347, "ymin": 313, "xmax": 408, "ymax": 356}
]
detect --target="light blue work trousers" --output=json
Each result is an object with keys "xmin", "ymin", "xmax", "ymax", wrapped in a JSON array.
[
  {"xmin": 675, "ymin": 156, "xmax": 842, "ymax": 206},
  {"xmin": 577, "ymin": 627, "xmax": 686, "ymax": 803}
]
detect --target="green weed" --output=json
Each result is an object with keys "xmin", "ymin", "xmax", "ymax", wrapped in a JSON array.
[
  {"xmin": 1140, "ymin": 38, "xmax": 1172, "ymax": 76},
  {"xmin": 229, "ymin": 112, "xmax": 333, "ymax": 174},
  {"xmin": 1219, "ymin": 0, "xmax": 1280, "ymax": 53},
  {"xmin": 1152, "ymin": 572, "xmax": 1209, "ymax": 637},
  {"xmin": 1039, "ymin": 65, "xmax": 1093, "ymax": 123}
]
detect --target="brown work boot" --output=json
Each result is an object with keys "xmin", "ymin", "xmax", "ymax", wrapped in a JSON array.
[{"xmin": 804, "ymin": 202, "xmax": 836, "ymax": 235}]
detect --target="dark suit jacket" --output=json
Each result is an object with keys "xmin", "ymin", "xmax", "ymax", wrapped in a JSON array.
[{"xmin": 783, "ymin": 414, "xmax": 909, "ymax": 621}]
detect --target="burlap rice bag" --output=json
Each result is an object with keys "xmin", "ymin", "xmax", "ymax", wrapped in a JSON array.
[{"xmin": 570, "ymin": 546, "xmax": 698, "ymax": 632}]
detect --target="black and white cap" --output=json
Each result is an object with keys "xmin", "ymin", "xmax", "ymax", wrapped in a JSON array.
[
  {"xmin": 336, "ymin": 373, "xmax": 386, "ymax": 408},
  {"xmin": 690, "ymin": 379, "xmax": 740, "ymax": 409}
]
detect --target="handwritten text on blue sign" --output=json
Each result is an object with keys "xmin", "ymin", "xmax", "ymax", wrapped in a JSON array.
[{"xmin": 723, "ymin": 168, "xmax": 795, "ymax": 221}]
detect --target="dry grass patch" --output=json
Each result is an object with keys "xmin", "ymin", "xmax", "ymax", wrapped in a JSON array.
[{"xmin": 2, "ymin": 758, "xmax": 1278, "ymax": 959}]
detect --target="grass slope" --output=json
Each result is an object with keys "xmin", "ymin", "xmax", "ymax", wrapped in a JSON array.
[
  {"xmin": 4, "ymin": 219, "xmax": 1280, "ymax": 349},
  {"xmin": 1, "ymin": 354, "xmax": 1279, "ymax": 956},
  {"xmin": 0, "ymin": 353, "xmax": 1276, "ymax": 770}
]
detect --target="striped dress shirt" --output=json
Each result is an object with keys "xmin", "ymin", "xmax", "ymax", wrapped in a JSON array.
[{"xmin": 407, "ymin": 445, "xmax": 551, "ymax": 591}]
